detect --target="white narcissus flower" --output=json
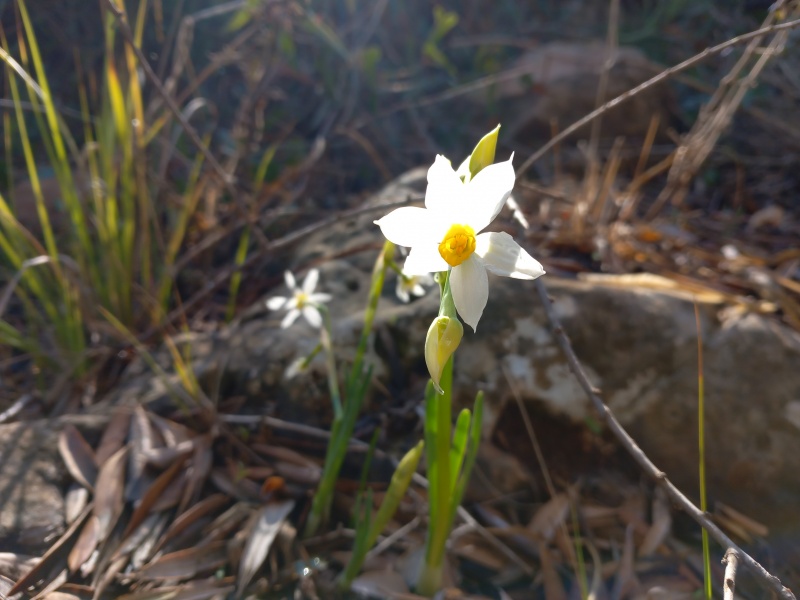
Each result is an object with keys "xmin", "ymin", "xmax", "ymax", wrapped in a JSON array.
[
  {"xmin": 375, "ymin": 154, "xmax": 545, "ymax": 331},
  {"xmin": 396, "ymin": 272, "xmax": 434, "ymax": 303},
  {"xmin": 266, "ymin": 269, "xmax": 331, "ymax": 329}
]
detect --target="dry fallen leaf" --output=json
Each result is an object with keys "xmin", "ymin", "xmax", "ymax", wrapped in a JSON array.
[
  {"xmin": 39, "ymin": 590, "xmax": 85, "ymax": 599},
  {"xmin": 58, "ymin": 425, "xmax": 98, "ymax": 492},
  {"xmin": 124, "ymin": 454, "xmax": 189, "ymax": 538},
  {"xmin": 202, "ymin": 502, "xmax": 254, "ymax": 544},
  {"xmin": 94, "ymin": 446, "xmax": 129, "ymax": 542},
  {"xmin": 95, "ymin": 408, "xmax": 131, "ymax": 465},
  {"xmin": 67, "ymin": 517, "xmax": 100, "ymax": 574},
  {"xmin": 639, "ymin": 487, "xmax": 671, "ymax": 557},
  {"xmin": 539, "ymin": 541, "xmax": 567, "ymax": 600},
  {"xmin": 236, "ymin": 500, "xmax": 295, "ymax": 597},
  {"xmin": 156, "ymin": 493, "xmax": 230, "ymax": 554},
  {"xmin": 136, "ymin": 542, "xmax": 228, "ymax": 581},
  {"xmin": 148, "ymin": 413, "xmax": 193, "ymax": 447},
  {"xmin": 8, "ymin": 504, "xmax": 92, "ymax": 597},
  {"xmin": 528, "ymin": 491, "xmax": 572, "ymax": 542},
  {"xmin": 747, "ymin": 205, "xmax": 784, "ymax": 232},
  {"xmin": 715, "ymin": 502, "xmax": 768, "ymax": 538},
  {"xmin": 178, "ymin": 434, "xmax": 213, "ymax": 514},
  {"xmin": 115, "ymin": 579, "xmax": 235, "ymax": 600},
  {"xmin": 452, "ymin": 535, "xmax": 507, "ymax": 572},
  {"xmin": 64, "ymin": 485, "xmax": 90, "ymax": 526},
  {"xmin": 350, "ymin": 568, "xmax": 410, "ymax": 598},
  {"xmin": 129, "ymin": 514, "xmax": 170, "ymax": 571},
  {"xmin": 126, "ymin": 406, "xmax": 158, "ymax": 503},
  {"xmin": 612, "ymin": 523, "xmax": 639, "ymax": 600},
  {"xmin": 142, "ymin": 439, "xmax": 195, "ymax": 469}
]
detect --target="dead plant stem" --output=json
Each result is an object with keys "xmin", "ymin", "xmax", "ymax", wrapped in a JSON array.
[
  {"xmin": 723, "ymin": 548, "xmax": 740, "ymax": 600},
  {"xmin": 103, "ymin": 0, "xmax": 237, "ymax": 189}
]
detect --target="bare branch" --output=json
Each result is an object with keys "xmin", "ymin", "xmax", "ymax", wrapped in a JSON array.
[
  {"xmin": 723, "ymin": 548, "xmax": 740, "ymax": 600},
  {"xmin": 533, "ymin": 278, "xmax": 796, "ymax": 600}
]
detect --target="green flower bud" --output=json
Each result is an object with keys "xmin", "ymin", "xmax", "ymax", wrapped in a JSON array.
[{"xmin": 425, "ymin": 315, "xmax": 463, "ymax": 393}]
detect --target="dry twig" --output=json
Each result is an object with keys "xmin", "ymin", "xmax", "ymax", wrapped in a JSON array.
[
  {"xmin": 647, "ymin": 3, "xmax": 800, "ymax": 218},
  {"xmin": 103, "ymin": 0, "xmax": 236, "ymax": 189},
  {"xmin": 532, "ymin": 278, "xmax": 795, "ymax": 600},
  {"xmin": 723, "ymin": 548, "xmax": 740, "ymax": 600}
]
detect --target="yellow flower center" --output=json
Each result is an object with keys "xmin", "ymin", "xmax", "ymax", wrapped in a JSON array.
[
  {"xmin": 438, "ymin": 223, "xmax": 476, "ymax": 267},
  {"xmin": 295, "ymin": 291, "xmax": 309, "ymax": 307}
]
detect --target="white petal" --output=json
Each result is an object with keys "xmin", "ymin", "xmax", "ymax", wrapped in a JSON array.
[
  {"xmin": 461, "ymin": 154, "xmax": 516, "ymax": 232},
  {"xmin": 284, "ymin": 357, "xmax": 307, "ymax": 380},
  {"xmin": 266, "ymin": 296, "xmax": 287, "ymax": 310},
  {"xmin": 425, "ymin": 154, "xmax": 464, "ymax": 213},
  {"xmin": 281, "ymin": 308, "xmax": 300, "ymax": 329},
  {"xmin": 450, "ymin": 256, "xmax": 488, "ymax": 332},
  {"xmin": 284, "ymin": 271, "xmax": 297, "ymax": 291},
  {"xmin": 302, "ymin": 306, "xmax": 322, "ymax": 328},
  {"xmin": 309, "ymin": 293, "xmax": 332, "ymax": 304},
  {"xmin": 375, "ymin": 207, "xmax": 437, "ymax": 247},
  {"xmin": 395, "ymin": 280, "xmax": 410, "ymax": 303},
  {"xmin": 411, "ymin": 283, "xmax": 426, "ymax": 297},
  {"xmin": 404, "ymin": 244, "xmax": 448, "ymax": 275},
  {"xmin": 302, "ymin": 269, "xmax": 319, "ymax": 294},
  {"xmin": 475, "ymin": 232, "xmax": 545, "ymax": 279}
]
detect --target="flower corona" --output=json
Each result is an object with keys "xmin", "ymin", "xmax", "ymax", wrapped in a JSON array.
[{"xmin": 438, "ymin": 224, "xmax": 476, "ymax": 267}]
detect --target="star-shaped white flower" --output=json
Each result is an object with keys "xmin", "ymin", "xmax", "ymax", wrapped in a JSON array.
[
  {"xmin": 396, "ymin": 272, "xmax": 434, "ymax": 303},
  {"xmin": 266, "ymin": 269, "xmax": 331, "ymax": 329},
  {"xmin": 375, "ymin": 154, "xmax": 545, "ymax": 331}
]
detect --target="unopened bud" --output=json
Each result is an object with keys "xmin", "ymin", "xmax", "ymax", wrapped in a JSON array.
[{"xmin": 424, "ymin": 316, "xmax": 463, "ymax": 393}]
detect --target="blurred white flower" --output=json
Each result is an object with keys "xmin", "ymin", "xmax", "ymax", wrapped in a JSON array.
[
  {"xmin": 375, "ymin": 154, "xmax": 545, "ymax": 331},
  {"xmin": 284, "ymin": 356, "xmax": 309, "ymax": 380},
  {"xmin": 266, "ymin": 269, "xmax": 331, "ymax": 329},
  {"xmin": 396, "ymin": 272, "xmax": 434, "ymax": 303}
]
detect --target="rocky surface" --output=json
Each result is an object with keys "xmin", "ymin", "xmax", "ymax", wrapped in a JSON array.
[
  {"xmin": 103, "ymin": 167, "xmax": 800, "ymax": 531},
  {"xmin": 14, "ymin": 168, "xmax": 795, "ymax": 547},
  {"xmin": 0, "ymin": 421, "xmax": 66, "ymax": 552},
  {"xmin": 0, "ymin": 415, "xmax": 107, "ymax": 553}
]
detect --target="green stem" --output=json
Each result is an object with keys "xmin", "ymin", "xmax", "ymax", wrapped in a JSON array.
[
  {"xmin": 695, "ymin": 304, "xmax": 712, "ymax": 600},
  {"xmin": 427, "ymin": 355, "xmax": 452, "ymax": 568},
  {"xmin": 419, "ymin": 269, "xmax": 458, "ymax": 596},
  {"xmin": 305, "ymin": 242, "xmax": 393, "ymax": 537},
  {"xmin": 349, "ymin": 240, "xmax": 393, "ymax": 383},
  {"xmin": 318, "ymin": 305, "xmax": 342, "ymax": 419}
]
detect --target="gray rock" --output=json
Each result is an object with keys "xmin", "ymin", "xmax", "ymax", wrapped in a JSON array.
[
  {"xmin": 0, "ymin": 421, "xmax": 66, "ymax": 552},
  {"xmin": 109, "ymin": 167, "xmax": 800, "ymax": 530},
  {"xmin": 0, "ymin": 415, "xmax": 107, "ymax": 552}
]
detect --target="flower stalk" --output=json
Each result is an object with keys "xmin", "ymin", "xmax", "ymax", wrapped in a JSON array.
[
  {"xmin": 417, "ymin": 269, "xmax": 484, "ymax": 596},
  {"xmin": 340, "ymin": 440, "xmax": 425, "ymax": 588},
  {"xmin": 305, "ymin": 241, "xmax": 394, "ymax": 537}
]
